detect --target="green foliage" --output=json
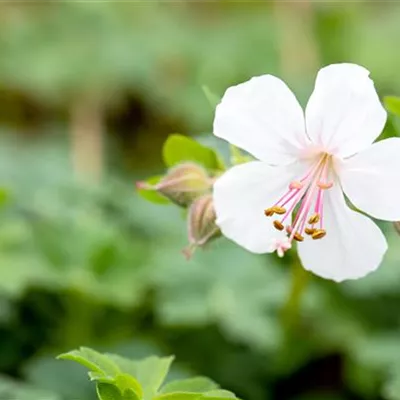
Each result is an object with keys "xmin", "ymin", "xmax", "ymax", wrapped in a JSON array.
[
  {"xmin": 201, "ymin": 86, "xmax": 221, "ymax": 110},
  {"xmin": 384, "ymin": 96, "xmax": 400, "ymax": 116},
  {"xmin": 59, "ymin": 348, "xmax": 239, "ymax": 400},
  {"xmin": 383, "ymin": 364, "xmax": 400, "ymax": 400},
  {"xmin": 229, "ymin": 146, "xmax": 254, "ymax": 165},
  {"xmin": 161, "ymin": 378, "xmax": 218, "ymax": 394},
  {"xmin": 1, "ymin": 2, "xmax": 400, "ymax": 400},
  {"xmin": 58, "ymin": 347, "xmax": 122, "ymax": 377},
  {"xmin": 153, "ymin": 242, "xmax": 286, "ymax": 351},
  {"xmin": 162, "ymin": 134, "xmax": 224, "ymax": 172},
  {"xmin": 0, "ymin": 375, "xmax": 60, "ymax": 400}
]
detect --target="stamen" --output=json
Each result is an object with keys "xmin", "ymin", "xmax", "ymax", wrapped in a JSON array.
[
  {"xmin": 312, "ymin": 229, "xmax": 326, "ymax": 240},
  {"xmin": 264, "ymin": 153, "xmax": 333, "ymax": 254},
  {"xmin": 273, "ymin": 220, "xmax": 284, "ymax": 231},
  {"xmin": 308, "ymin": 214, "xmax": 320, "ymax": 224},
  {"xmin": 273, "ymin": 206, "xmax": 286, "ymax": 215},
  {"xmin": 317, "ymin": 181, "xmax": 333, "ymax": 189},
  {"xmin": 293, "ymin": 232, "xmax": 304, "ymax": 242},
  {"xmin": 264, "ymin": 208, "xmax": 275, "ymax": 217},
  {"xmin": 289, "ymin": 181, "xmax": 303, "ymax": 190}
]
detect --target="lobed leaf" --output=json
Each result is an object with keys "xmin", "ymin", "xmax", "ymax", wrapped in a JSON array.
[
  {"xmin": 162, "ymin": 134, "xmax": 223, "ymax": 171},
  {"xmin": 97, "ymin": 382, "xmax": 123, "ymax": 400},
  {"xmin": 115, "ymin": 373, "xmax": 143, "ymax": 400},
  {"xmin": 135, "ymin": 356, "xmax": 174, "ymax": 400},
  {"xmin": 57, "ymin": 347, "xmax": 120, "ymax": 378},
  {"xmin": 202, "ymin": 390, "xmax": 238, "ymax": 399},
  {"xmin": 154, "ymin": 392, "xmax": 203, "ymax": 400},
  {"xmin": 161, "ymin": 377, "xmax": 219, "ymax": 394}
]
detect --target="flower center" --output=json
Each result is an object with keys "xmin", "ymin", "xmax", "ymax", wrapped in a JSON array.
[{"xmin": 264, "ymin": 153, "xmax": 334, "ymax": 251}]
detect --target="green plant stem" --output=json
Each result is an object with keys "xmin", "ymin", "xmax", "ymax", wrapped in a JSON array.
[{"xmin": 281, "ymin": 259, "xmax": 310, "ymax": 331}]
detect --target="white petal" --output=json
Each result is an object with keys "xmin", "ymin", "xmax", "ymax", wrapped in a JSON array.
[
  {"xmin": 297, "ymin": 185, "xmax": 387, "ymax": 282},
  {"xmin": 213, "ymin": 161, "xmax": 305, "ymax": 253},
  {"xmin": 339, "ymin": 137, "xmax": 400, "ymax": 221},
  {"xmin": 305, "ymin": 64, "xmax": 386, "ymax": 157},
  {"xmin": 214, "ymin": 75, "xmax": 308, "ymax": 165}
]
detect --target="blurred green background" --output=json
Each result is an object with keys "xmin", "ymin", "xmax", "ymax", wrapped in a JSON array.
[{"xmin": 0, "ymin": 1, "xmax": 400, "ymax": 399}]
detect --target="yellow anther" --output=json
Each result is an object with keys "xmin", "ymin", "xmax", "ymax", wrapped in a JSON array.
[
  {"xmin": 305, "ymin": 227, "xmax": 316, "ymax": 235},
  {"xmin": 317, "ymin": 181, "xmax": 333, "ymax": 190},
  {"xmin": 289, "ymin": 181, "xmax": 303, "ymax": 190},
  {"xmin": 273, "ymin": 220, "xmax": 284, "ymax": 231},
  {"xmin": 272, "ymin": 206, "xmax": 286, "ymax": 215},
  {"xmin": 264, "ymin": 208, "xmax": 274, "ymax": 217},
  {"xmin": 312, "ymin": 229, "xmax": 326, "ymax": 240},
  {"xmin": 294, "ymin": 232, "xmax": 304, "ymax": 242},
  {"xmin": 308, "ymin": 214, "xmax": 320, "ymax": 224}
]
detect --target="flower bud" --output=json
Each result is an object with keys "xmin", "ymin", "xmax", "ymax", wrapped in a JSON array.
[
  {"xmin": 182, "ymin": 193, "xmax": 220, "ymax": 259},
  {"xmin": 137, "ymin": 162, "xmax": 211, "ymax": 207}
]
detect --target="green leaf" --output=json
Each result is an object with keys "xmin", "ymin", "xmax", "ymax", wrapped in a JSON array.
[
  {"xmin": 155, "ymin": 242, "xmax": 284, "ymax": 350},
  {"xmin": 90, "ymin": 372, "xmax": 115, "ymax": 384},
  {"xmin": 106, "ymin": 354, "xmax": 139, "ymax": 377},
  {"xmin": 135, "ymin": 356, "xmax": 174, "ymax": 399},
  {"xmin": 202, "ymin": 86, "xmax": 220, "ymax": 109},
  {"xmin": 229, "ymin": 145, "xmax": 253, "ymax": 165},
  {"xmin": 115, "ymin": 373, "xmax": 143, "ymax": 399},
  {"xmin": 57, "ymin": 347, "xmax": 120, "ymax": 378},
  {"xmin": 97, "ymin": 383, "xmax": 123, "ymax": 400},
  {"xmin": 161, "ymin": 377, "xmax": 218, "ymax": 394},
  {"xmin": 107, "ymin": 354, "xmax": 174, "ymax": 400},
  {"xmin": 154, "ymin": 392, "xmax": 202, "ymax": 400},
  {"xmin": 162, "ymin": 134, "xmax": 223, "ymax": 171},
  {"xmin": 0, "ymin": 187, "xmax": 10, "ymax": 207},
  {"xmin": 384, "ymin": 96, "xmax": 400, "ymax": 116},
  {"xmin": 136, "ymin": 176, "xmax": 171, "ymax": 205},
  {"xmin": 202, "ymin": 390, "xmax": 237, "ymax": 398},
  {"xmin": 123, "ymin": 388, "xmax": 142, "ymax": 400}
]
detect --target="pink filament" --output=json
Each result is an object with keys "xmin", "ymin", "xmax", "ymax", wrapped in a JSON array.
[{"xmin": 270, "ymin": 154, "xmax": 333, "ymax": 243}]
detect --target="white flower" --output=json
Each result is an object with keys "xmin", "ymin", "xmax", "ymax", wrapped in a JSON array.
[{"xmin": 213, "ymin": 63, "xmax": 400, "ymax": 282}]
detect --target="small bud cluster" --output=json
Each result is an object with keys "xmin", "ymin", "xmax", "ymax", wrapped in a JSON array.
[{"xmin": 137, "ymin": 162, "xmax": 220, "ymax": 259}]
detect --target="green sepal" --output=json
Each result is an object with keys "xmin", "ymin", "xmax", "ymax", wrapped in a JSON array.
[{"xmin": 136, "ymin": 176, "xmax": 171, "ymax": 205}]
